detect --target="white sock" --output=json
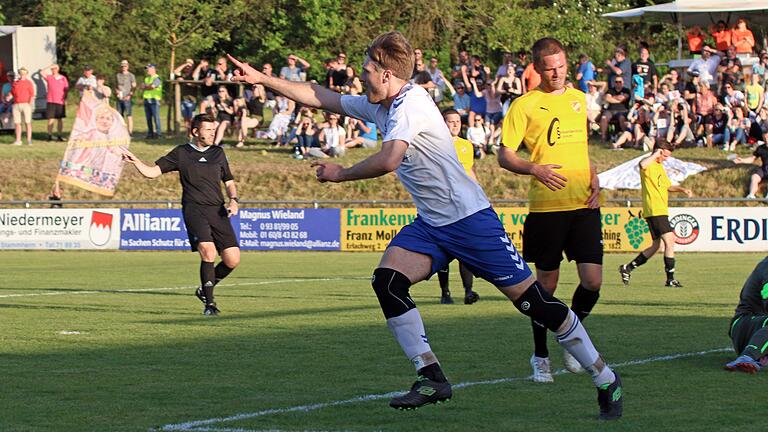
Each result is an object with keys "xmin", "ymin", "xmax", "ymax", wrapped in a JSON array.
[
  {"xmin": 386, "ymin": 308, "xmax": 433, "ymax": 369},
  {"xmin": 556, "ymin": 309, "xmax": 615, "ymax": 387}
]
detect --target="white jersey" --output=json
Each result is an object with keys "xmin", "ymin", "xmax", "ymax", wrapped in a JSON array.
[{"xmin": 341, "ymin": 83, "xmax": 490, "ymax": 226}]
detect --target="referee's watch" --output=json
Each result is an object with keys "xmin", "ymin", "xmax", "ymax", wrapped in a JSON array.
[{"xmin": 230, "ymin": 197, "xmax": 239, "ymax": 203}]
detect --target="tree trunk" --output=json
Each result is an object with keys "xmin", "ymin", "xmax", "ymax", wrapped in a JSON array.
[{"xmin": 167, "ymin": 34, "xmax": 177, "ymax": 135}]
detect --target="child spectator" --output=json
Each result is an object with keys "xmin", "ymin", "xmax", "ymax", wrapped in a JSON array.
[
  {"xmin": 466, "ymin": 115, "xmax": 489, "ymax": 159},
  {"xmin": 576, "ymin": 53, "xmax": 596, "ymax": 93},
  {"xmin": 318, "ymin": 112, "xmax": 346, "ymax": 157}
]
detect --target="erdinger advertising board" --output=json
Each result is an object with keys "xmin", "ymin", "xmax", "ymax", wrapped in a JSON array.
[
  {"xmin": 0, "ymin": 209, "xmax": 120, "ymax": 249},
  {"xmin": 669, "ymin": 207, "xmax": 768, "ymax": 252}
]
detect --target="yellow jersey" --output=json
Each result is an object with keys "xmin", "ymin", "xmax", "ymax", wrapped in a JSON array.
[
  {"xmin": 501, "ymin": 87, "xmax": 591, "ymax": 212},
  {"xmin": 453, "ymin": 136, "xmax": 474, "ymax": 177},
  {"xmin": 640, "ymin": 160, "xmax": 671, "ymax": 217}
]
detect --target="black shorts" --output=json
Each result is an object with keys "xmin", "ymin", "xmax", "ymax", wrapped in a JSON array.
[
  {"xmin": 46, "ymin": 103, "xmax": 66, "ymax": 119},
  {"xmin": 217, "ymin": 112, "xmax": 234, "ymax": 123},
  {"xmin": 753, "ymin": 167, "xmax": 767, "ymax": 180},
  {"xmin": 522, "ymin": 208, "xmax": 603, "ymax": 271},
  {"xmin": 182, "ymin": 204, "xmax": 238, "ymax": 253},
  {"xmin": 645, "ymin": 215, "xmax": 672, "ymax": 240}
]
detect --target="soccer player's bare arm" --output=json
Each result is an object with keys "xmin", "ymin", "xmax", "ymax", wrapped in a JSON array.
[
  {"xmin": 312, "ymin": 139, "xmax": 408, "ymax": 183},
  {"xmin": 121, "ymin": 150, "xmax": 162, "ymax": 178},
  {"xmin": 228, "ymin": 54, "xmax": 344, "ymax": 114},
  {"xmin": 497, "ymin": 145, "xmax": 567, "ymax": 191}
]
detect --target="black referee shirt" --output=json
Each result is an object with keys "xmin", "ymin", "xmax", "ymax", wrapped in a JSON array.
[{"xmin": 155, "ymin": 144, "xmax": 234, "ymax": 206}]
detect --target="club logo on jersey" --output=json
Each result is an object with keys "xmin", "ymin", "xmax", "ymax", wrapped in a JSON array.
[
  {"xmin": 571, "ymin": 101, "xmax": 582, "ymax": 112},
  {"xmin": 670, "ymin": 213, "xmax": 699, "ymax": 245},
  {"xmin": 547, "ymin": 117, "xmax": 561, "ymax": 146},
  {"xmin": 89, "ymin": 211, "xmax": 113, "ymax": 246}
]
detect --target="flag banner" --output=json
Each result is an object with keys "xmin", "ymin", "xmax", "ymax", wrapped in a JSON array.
[
  {"xmin": 56, "ymin": 93, "xmax": 130, "ymax": 196},
  {"xmin": 598, "ymin": 154, "xmax": 706, "ymax": 190}
]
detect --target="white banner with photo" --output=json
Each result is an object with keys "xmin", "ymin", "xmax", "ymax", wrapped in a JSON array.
[
  {"xmin": 598, "ymin": 154, "xmax": 707, "ymax": 190},
  {"xmin": 669, "ymin": 207, "xmax": 768, "ymax": 252},
  {"xmin": 0, "ymin": 209, "xmax": 120, "ymax": 249}
]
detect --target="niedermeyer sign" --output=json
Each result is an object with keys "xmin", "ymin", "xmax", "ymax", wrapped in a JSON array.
[{"xmin": 0, "ymin": 209, "xmax": 120, "ymax": 249}]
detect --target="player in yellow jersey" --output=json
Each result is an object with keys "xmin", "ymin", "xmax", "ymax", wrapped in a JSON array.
[
  {"xmin": 619, "ymin": 140, "xmax": 692, "ymax": 288},
  {"xmin": 498, "ymin": 38, "xmax": 602, "ymax": 383},
  {"xmin": 437, "ymin": 108, "xmax": 481, "ymax": 305}
]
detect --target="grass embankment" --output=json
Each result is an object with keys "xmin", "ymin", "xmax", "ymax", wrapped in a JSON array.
[{"xmin": 0, "ymin": 104, "xmax": 760, "ymax": 205}]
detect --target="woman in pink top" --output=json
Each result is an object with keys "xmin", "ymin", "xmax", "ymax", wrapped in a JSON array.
[{"xmin": 731, "ymin": 18, "xmax": 755, "ymax": 55}]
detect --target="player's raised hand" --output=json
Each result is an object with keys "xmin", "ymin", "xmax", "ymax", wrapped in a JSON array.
[
  {"xmin": 531, "ymin": 163, "xmax": 567, "ymax": 191},
  {"xmin": 227, "ymin": 54, "xmax": 263, "ymax": 85},
  {"xmin": 310, "ymin": 160, "xmax": 344, "ymax": 183}
]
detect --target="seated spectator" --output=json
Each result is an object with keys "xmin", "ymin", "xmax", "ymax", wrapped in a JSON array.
[
  {"xmin": 585, "ymin": 80, "xmax": 607, "ymax": 133},
  {"xmin": 733, "ymin": 142, "xmax": 768, "ymax": 199},
  {"xmin": 193, "ymin": 59, "xmax": 215, "ymax": 99},
  {"xmin": 723, "ymin": 82, "xmax": 746, "ymax": 110},
  {"xmin": 710, "ymin": 20, "xmax": 733, "ymax": 52},
  {"xmin": 451, "ymin": 50, "xmax": 470, "ymax": 88},
  {"xmin": 600, "ymin": 76, "xmax": 631, "ymax": 141},
  {"xmin": 686, "ymin": 26, "xmax": 706, "ymax": 57},
  {"xmin": 280, "ymin": 54, "xmax": 310, "ymax": 82},
  {"xmin": 710, "ymin": 104, "xmax": 732, "ymax": 148},
  {"xmin": 233, "ymin": 98, "xmax": 259, "ymax": 148},
  {"xmin": 94, "ymin": 75, "xmax": 112, "ymax": 101},
  {"xmin": 318, "ymin": 112, "xmax": 346, "ymax": 157},
  {"xmin": 291, "ymin": 115, "xmax": 319, "ymax": 159},
  {"xmin": 341, "ymin": 66, "xmax": 363, "ymax": 95},
  {"xmin": 752, "ymin": 54, "xmax": 768, "ymax": 85},
  {"xmin": 212, "ymin": 86, "xmax": 235, "ymax": 146},
  {"xmin": 453, "ymin": 83, "xmax": 470, "ymax": 124},
  {"xmin": 688, "ymin": 46, "xmax": 720, "ymax": 85},
  {"xmin": 427, "ymin": 57, "xmax": 449, "ymax": 103},
  {"xmin": 668, "ymin": 100, "xmax": 695, "ymax": 146},
  {"xmin": 345, "ymin": 117, "xmax": 378, "ymax": 149},
  {"xmin": 683, "ymin": 71, "xmax": 700, "ymax": 108},
  {"xmin": 497, "ymin": 64, "xmax": 522, "ymax": 116},
  {"xmin": 728, "ymin": 106, "xmax": 751, "ymax": 150},
  {"xmin": 650, "ymin": 100, "xmax": 672, "ymax": 149},
  {"xmin": 466, "ymin": 115, "xmax": 489, "ymax": 159},
  {"xmin": 256, "ymin": 94, "xmax": 294, "ymax": 143},
  {"xmin": 173, "ymin": 59, "xmax": 198, "ymax": 138},
  {"xmin": 732, "ymin": 18, "xmax": 756, "ymax": 56},
  {"xmin": 576, "ymin": 53, "xmax": 596, "ymax": 93},
  {"xmin": 261, "ymin": 63, "xmax": 277, "ymax": 111},
  {"xmin": 745, "ymin": 73, "xmax": 764, "ymax": 117},
  {"xmin": 245, "ymin": 84, "xmax": 266, "ymax": 124},
  {"xmin": 605, "ymin": 46, "xmax": 632, "ymax": 90},
  {"xmin": 694, "ymin": 83, "xmax": 718, "ymax": 146},
  {"xmin": 719, "ymin": 47, "xmax": 744, "ymax": 89},
  {"xmin": 612, "ymin": 99, "xmax": 652, "ymax": 150},
  {"xmin": 521, "ymin": 60, "xmax": 541, "ymax": 93},
  {"xmin": 210, "ymin": 57, "xmax": 235, "ymax": 97},
  {"xmin": 328, "ymin": 53, "xmax": 348, "ymax": 92}
]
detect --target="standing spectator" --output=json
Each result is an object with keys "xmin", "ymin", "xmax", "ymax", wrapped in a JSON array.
[
  {"xmin": 75, "ymin": 65, "xmax": 97, "ymax": 97},
  {"xmin": 687, "ymin": 46, "xmax": 720, "ymax": 85},
  {"xmin": 411, "ymin": 48, "xmax": 424, "ymax": 77},
  {"xmin": 463, "ymin": 71, "xmax": 487, "ymax": 126},
  {"xmin": 261, "ymin": 63, "xmax": 278, "ymax": 111},
  {"xmin": 733, "ymin": 142, "xmax": 768, "ymax": 199},
  {"xmin": 318, "ymin": 112, "xmax": 346, "ymax": 157},
  {"xmin": 633, "ymin": 46, "xmax": 659, "ymax": 93},
  {"xmin": 605, "ymin": 47, "xmax": 631, "ymax": 90},
  {"xmin": 10, "ymin": 67, "xmax": 35, "ymax": 145},
  {"xmin": 280, "ymin": 54, "xmax": 310, "ymax": 82},
  {"xmin": 732, "ymin": 18, "xmax": 756, "ymax": 56},
  {"xmin": 585, "ymin": 81, "xmax": 607, "ymax": 133},
  {"xmin": 212, "ymin": 57, "xmax": 235, "ymax": 98},
  {"xmin": 142, "ymin": 63, "xmax": 163, "ymax": 139},
  {"xmin": 116, "ymin": 60, "xmax": 137, "ymax": 135},
  {"xmin": 40, "ymin": 64, "xmax": 69, "ymax": 142},
  {"xmin": 497, "ymin": 65, "xmax": 522, "ymax": 116},
  {"xmin": 469, "ymin": 55, "xmax": 487, "ymax": 84},
  {"xmin": 451, "ymin": 50, "xmax": 470, "ymax": 88},
  {"xmin": 575, "ymin": 53, "xmax": 596, "ymax": 93},
  {"xmin": 193, "ymin": 59, "xmax": 216, "ymax": 99},
  {"xmin": 213, "ymin": 86, "xmax": 235, "ymax": 146},
  {"xmin": 745, "ymin": 73, "xmax": 765, "ymax": 116},
  {"xmin": 173, "ymin": 59, "xmax": 198, "ymax": 140},
  {"xmin": 685, "ymin": 26, "xmax": 707, "ymax": 57},
  {"xmin": 600, "ymin": 76, "xmax": 631, "ymax": 142},
  {"xmin": 521, "ymin": 60, "xmax": 541, "ymax": 93},
  {"xmin": 483, "ymin": 77, "xmax": 503, "ymax": 152},
  {"xmin": 710, "ymin": 20, "xmax": 732, "ymax": 52},
  {"xmin": 329, "ymin": 52, "xmax": 348, "ymax": 91},
  {"xmin": 427, "ymin": 57, "xmax": 448, "ymax": 102},
  {"xmin": 94, "ymin": 75, "xmax": 112, "ymax": 101},
  {"xmin": 0, "ymin": 71, "xmax": 13, "ymax": 116},
  {"xmin": 452, "ymin": 83, "xmax": 470, "ymax": 123},
  {"xmin": 495, "ymin": 52, "xmax": 515, "ymax": 78}
]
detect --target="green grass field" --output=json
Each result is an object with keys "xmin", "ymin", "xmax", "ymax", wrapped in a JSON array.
[{"xmin": 1, "ymin": 251, "xmax": 765, "ymax": 432}]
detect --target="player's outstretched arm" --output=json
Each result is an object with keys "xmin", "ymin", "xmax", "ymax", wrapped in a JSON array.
[
  {"xmin": 121, "ymin": 150, "xmax": 162, "ymax": 179},
  {"xmin": 228, "ymin": 54, "xmax": 344, "ymax": 115},
  {"xmin": 497, "ymin": 145, "xmax": 567, "ymax": 191},
  {"xmin": 312, "ymin": 139, "xmax": 408, "ymax": 183},
  {"xmin": 669, "ymin": 185, "xmax": 693, "ymax": 197}
]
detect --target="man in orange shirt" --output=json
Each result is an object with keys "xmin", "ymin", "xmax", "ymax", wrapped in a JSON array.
[
  {"xmin": 686, "ymin": 26, "xmax": 706, "ymax": 57},
  {"xmin": 522, "ymin": 61, "xmax": 541, "ymax": 93},
  {"xmin": 732, "ymin": 18, "xmax": 755, "ymax": 55},
  {"xmin": 710, "ymin": 20, "xmax": 732, "ymax": 52}
]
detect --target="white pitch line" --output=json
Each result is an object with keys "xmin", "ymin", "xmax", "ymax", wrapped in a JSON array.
[
  {"xmin": 0, "ymin": 277, "xmax": 368, "ymax": 299},
  {"xmin": 160, "ymin": 347, "xmax": 732, "ymax": 432}
]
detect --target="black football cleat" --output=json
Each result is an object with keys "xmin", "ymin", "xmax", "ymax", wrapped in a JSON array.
[
  {"xmin": 389, "ymin": 375, "xmax": 452, "ymax": 410},
  {"xmin": 203, "ymin": 303, "xmax": 220, "ymax": 316},
  {"xmin": 464, "ymin": 290, "xmax": 480, "ymax": 304}
]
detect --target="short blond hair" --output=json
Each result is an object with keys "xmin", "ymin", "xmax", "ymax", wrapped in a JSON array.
[{"xmin": 366, "ymin": 31, "xmax": 414, "ymax": 81}]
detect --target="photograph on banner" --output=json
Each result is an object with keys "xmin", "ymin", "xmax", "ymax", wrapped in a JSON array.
[
  {"xmin": 56, "ymin": 92, "xmax": 130, "ymax": 196},
  {"xmin": 119, "ymin": 209, "xmax": 192, "ymax": 250},
  {"xmin": 0, "ymin": 209, "xmax": 120, "ymax": 250},
  {"xmin": 238, "ymin": 208, "xmax": 340, "ymax": 250}
]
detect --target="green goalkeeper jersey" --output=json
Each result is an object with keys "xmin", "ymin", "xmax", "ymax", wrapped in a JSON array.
[{"xmin": 734, "ymin": 257, "xmax": 768, "ymax": 316}]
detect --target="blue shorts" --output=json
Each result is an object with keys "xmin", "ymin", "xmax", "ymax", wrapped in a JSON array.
[
  {"xmin": 388, "ymin": 207, "xmax": 532, "ymax": 287},
  {"xmin": 117, "ymin": 99, "xmax": 132, "ymax": 117},
  {"xmin": 181, "ymin": 99, "xmax": 196, "ymax": 120}
]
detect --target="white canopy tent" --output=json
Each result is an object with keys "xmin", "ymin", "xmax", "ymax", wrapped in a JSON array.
[{"xmin": 603, "ymin": 0, "xmax": 768, "ymax": 59}]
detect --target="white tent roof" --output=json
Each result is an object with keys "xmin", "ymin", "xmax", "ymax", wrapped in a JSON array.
[{"xmin": 603, "ymin": 0, "xmax": 768, "ymax": 26}]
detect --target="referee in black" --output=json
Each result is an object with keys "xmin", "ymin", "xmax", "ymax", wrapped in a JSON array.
[{"xmin": 122, "ymin": 113, "xmax": 241, "ymax": 315}]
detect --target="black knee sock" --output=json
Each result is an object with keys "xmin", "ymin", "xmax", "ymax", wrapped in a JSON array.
[
  {"xmin": 532, "ymin": 318, "xmax": 549, "ymax": 358},
  {"xmin": 418, "ymin": 362, "xmax": 447, "ymax": 383},
  {"xmin": 214, "ymin": 262, "xmax": 235, "ymax": 285},
  {"xmin": 437, "ymin": 266, "xmax": 450, "ymax": 296},
  {"xmin": 664, "ymin": 257, "xmax": 675, "ymax": 281},
  {"xmin": 458, "ymin": 263, "xmax": 474, "ymax": 293},
  {"xmin": 200, "ymin": 261, "xmax": 216, "ymax": 304},
  {"xmin": 627, "ymin": 252, "xmax": 648, "ymax": 270},
  {"xmin": 512, "ymin": 281, "xmax": 570, "ymax": 332},
  {"xmin": 571, "ymin": 284, "xmax": 600, "ymax": 322}
]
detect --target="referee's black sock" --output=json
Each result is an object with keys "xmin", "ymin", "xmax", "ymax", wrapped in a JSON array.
[
  {"xmin": 664, "ymin": 257, "xmax": 675, "ymax": 281},
  {"xmin": 214, "ymin": 262, "xmax": 235, "ymax": 286},
  {"xmin": 200, "ymin": 261, "xmax": 216, "ymax": 304},
  {"xmin": 571, "ymin": 284, "xmax": 600, "ymax": 322},
  {"xmin": 627, "ymin": 252, "xmax": 648, "ymax": 271},
  {"xmin": 531, "ymin": 318, "xmax": 549, "ymax": 358},
  {"xmin": 437, "ymin": 266, "xmax": 450, "ymax": 296}
]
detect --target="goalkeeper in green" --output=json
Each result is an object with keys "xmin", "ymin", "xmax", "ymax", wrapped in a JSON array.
[{"xmin": 725, "ymin": 256, "xmax": 768, "ymax": 374}]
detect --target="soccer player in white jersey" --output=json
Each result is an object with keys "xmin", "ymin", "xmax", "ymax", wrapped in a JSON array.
[{"xmin": 228, "ymin": 32, "xmax": 623, "ymax": 419}]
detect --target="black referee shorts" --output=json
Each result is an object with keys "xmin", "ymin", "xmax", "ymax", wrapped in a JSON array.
[
  {"xmin": 645, "ymin": 215, "xmax": 672, "ymax": 240},
  {"xmin": 182, "ymin": 204, "xmax": 238, "ymax": 253},
  {"xmin": 522, "ymin": 208, "xmax": 603, "ymax": 271}
]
